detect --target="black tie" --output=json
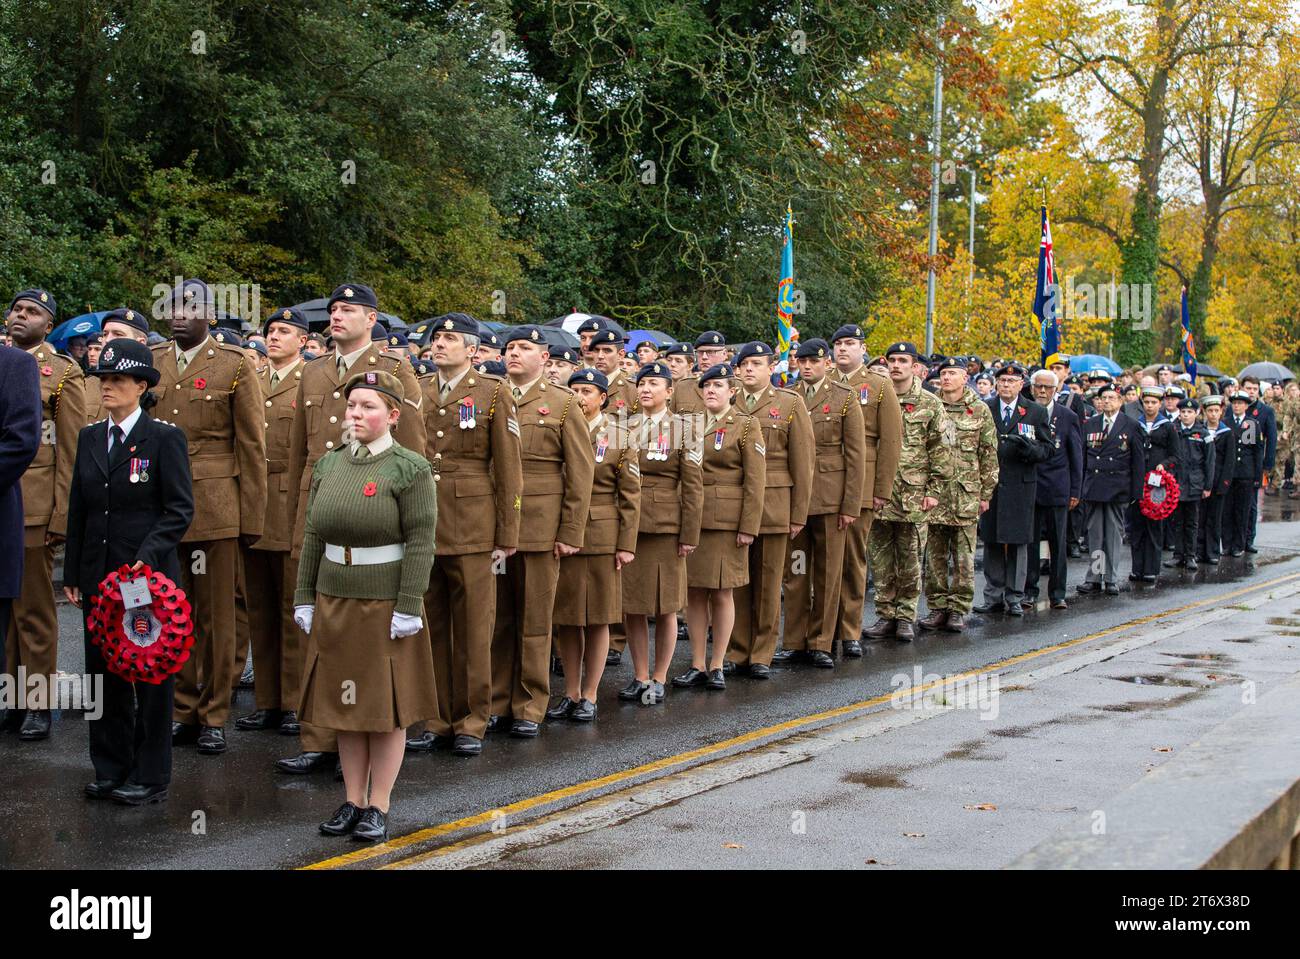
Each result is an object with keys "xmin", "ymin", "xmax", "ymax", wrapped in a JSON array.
[
  {"xmin": 1003, "ymin": 406, "xmax": 1012, "ymax": 430},
  {"xmin": 109, "ymin": 424, "xmax": 125, "ymax": 453}
]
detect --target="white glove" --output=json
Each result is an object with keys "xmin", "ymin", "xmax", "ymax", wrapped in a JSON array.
[
  {"xmin": 294, "ymin": 605, "xmax": 314, "ymax": 634},
  {"xmin": 390, "ymin": 612, "xmax": 423, "ymax": 639}
]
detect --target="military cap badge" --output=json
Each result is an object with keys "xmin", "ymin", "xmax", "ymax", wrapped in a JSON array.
[
  {"xmin": 344, "ymin": 287, "xmax": 354, "ymax": 297},
  {"xmin": 444, "ymin": 319, "xmax": 454, "ymax": 330},
  {"xmin": 282, "ymin": 309, "xmax": 291, "ymax": 320}
]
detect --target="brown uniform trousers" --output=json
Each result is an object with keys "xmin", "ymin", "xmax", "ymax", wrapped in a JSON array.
[
  {"xmin": 286, "ymin": 344, "xmax": 425, "ymax": 751},
  {"xmin": 244, "ymin": 360, "xmax": 306, "ymax": 712},
  {"xmin": 834, "ymin": 365, "xmax": 902, "ymax": 644},
  {"xmin": 153, "ymin": 338, "xmax": 267, "ymax": 729},
  {"xmin": 7, "ymin": 344, "xmax": 85, "ymax": 692},
  {"xmin": 604, "ymin": 366, "xmax": 640, "ymax": 651},
  {"xmin": 782, "ymin": 379, "xmax": 866, "ymax": 652},
  {"xmin": 420, "ymin": 368, "xmax": 522, "ymax": 739},
  {"xmin": 490, "ymin": 379, "xmax": 594, "ymax": 724},
  {"xmin": 728, "ymin": 386, "xmax": 815, "ymax": 666}
]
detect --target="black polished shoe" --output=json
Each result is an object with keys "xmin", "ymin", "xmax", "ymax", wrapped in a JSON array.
[
  {"xmin": 1230, "ymin": 549, "xmax": 1245, "ymax": 557},
  {"xmin": 618, "ymin": 679, "xmax": 651, "ymax": 701},
  {"xmin": 1184, "ymin": 559, "xmax": 1198, "ymax": 572},
  {"xmin": 275, "ymin": 751, "xmax": 336, "ymax": 775},
  {"xmin": 1163, "ymin": 559, "xmax": 1185, "ymax": 569},
  {"xmin": 605, "ymin": 649, "xmax": 622, "ymax": 666},
  {"xmin": 279, "ymin": 711, "xmax": 300, "ymax": 735},
  {"xmin": 1246, "ymin": 545, "xmax": 1259, "ymax": 554},
  {"xmin": 405, "ymin": 730, "xmax": 451, "ymax": 752},
  {"xmin": 485, "ymin": 714, "xmax": 507, "ymax": 733},
  {"xmin": 451, "ymin": 734, "xmax": 482, "ymax": 756},
  {"xmin": 810, "ymin": 651, "xmax": 835, "ymax": 669},
  {"xmin": 971, "ymin": 603, "xmax": 1000, "ymax": 614},
  {"xmin": 1141, "ymin": 575, "xmax": 1157, "ymax": 584},
  {"xmin": 863, "ymin": 617, "xmax": 896, "ymax": 639},
  {"xmin": 570, "ymin": 699, "xmax": 597, "ymax": 722},
  {"xmin": 351, "ymin": 806, "xmax": 388, "ymax": 842},
  {"xmin": 319, "ymin": 801, "xmax": 363, "ymax": 836},
  {"xmin": 111, "ymin": 782, "xmax": 167, "ymax": 805},
  {"xmin": 722, "ymin": 661, "xmax": 737, "ymax": 675},
  {"xmin": 1104, "ymin": 583, "xmax": 1120, "ymax": 595},
  {"xmin": 671, "ymin": 667, "xmax": 707, "ymax": 688},
  {"xmin": 748, "ymin": 664, "xmax": 771, "ymax": 680},
  {"xmin": 510, "ymin": 719, "xmax": 540, "ymax": 738},
  {"xmin": 197, "ymin": 726, "xmax": 227, "ymax": 754},
  {"xmin": 842, "ymin": 639, "xmax": 863, "ymax": 658},
  {"xmin": 18, "ymin": 709, "xmax": 51, "ymax": 741},
  {"xmin": 1067, "ymin": 545, "xmax": 1083, "ymax": 558},
  {"xmin": 85, "ymin": 779, "xmax": 124, "ymax": 800},
  {"xmin": 706, "ymin": 669, "xmax": 726, "ymax": 690},
  {"xmin": 772, "ymin": 649, "xmax": 809, "ymax": 664},
  {"xmin": 1076, "ymin": 582, "xmax": 1101, "ymax": 594},
  {"xmin": 234, "ymin": 708, "xmax": 282, "ymax": 731},
  {"xmin": 894, "ymin": 621, "xmax": 915, "ymax": 642},
  {"xmin": 1051, "ymin": 599, "xmax": 1069, "ymax": 610},
  {"xmin": 644, "ymin": 681, "xmax": 665, "ymax": 705},
  {"xmin": 0, "ymin": 708, "xmax": 24, "ymax": 732},
  {"xmin": 172, "ymin": 722, "xmax": 200, "ymax": 746},
  {"xmin": 1005, "ymin": 603, "xmax": 1024, "ymax": 617},
  {"xmin": 545, "ymin": 696, "xmax": 577, "ymax": 720}
]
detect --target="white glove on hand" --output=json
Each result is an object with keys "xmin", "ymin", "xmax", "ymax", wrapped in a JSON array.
[
  {"xmin": 390, "ymin": 612, "xmax": 423, "ymax": 639},
  {"xmin": 294, "ymin": 605, "xmax": 315, "ymax": 634}
]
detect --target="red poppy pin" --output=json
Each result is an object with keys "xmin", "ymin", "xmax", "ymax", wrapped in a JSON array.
[
  {"xmin": 769, "ymin": 407, "xmax": 780, "ymax": 418},
  {"xmin": 1017, "ymin": 406, "xmax": 1025, "ymax": 415},
  {"xmin": 291, "ymin": 400, "xmax": 296, "ymax": 409},
  {"xmin": 965, "ymin": 407, "xmax": 973, "ymax": 416},
  {"xmin": 194, "ymin": 377, "xmax": 207, "ymax": 390},
  {"xmin": 41, "ymin": 366, "xmax": 53, "ymax": 376},
  {"xmin": 904, "ymin": 403, "xmax": 915, "ymax": 413},
  {"xmin": 1251, "ymin": 408, "xmax": 1259, "ymax": 417},
  {"xmin": 616, "ymin": 398, "xmax": 625, "ymax": 409},
  {"xmin": 822, "ymin": 403, "xmax": 831, "ymax": 414},
  {"xmin": 363, "ymin": 482, "xmax": 377, "ymax": 497},
  {"xmin": 539, "ymin": 406, "xmax": 550, "ymax": 416}
]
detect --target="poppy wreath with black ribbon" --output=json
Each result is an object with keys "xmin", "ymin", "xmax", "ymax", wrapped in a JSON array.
[
  {"xmin": 1139, "ymin": 469, "xmax": 1180, "ymax": 521},
  {"xmin": 87, "ymin": 564, "xmax": 195, "ymax": 684}
]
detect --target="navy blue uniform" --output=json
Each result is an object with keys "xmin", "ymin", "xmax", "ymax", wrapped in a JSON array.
[
  {"xmin": 1198, "ymin": 421, "xmax": 1235, "ymax": 561},
  {"xmin": 1169, "ymin": 423, "xmax": 1214, "ymax": 565},
  {"xmin": 1224, "ymin": 408, "xmax": 1264, "ymax": 555},
  {"xmin": 1130, "ymin": 414, "xmax": 1179, "ymax": 579},
  {"xmin": 0, "ymin": 346, "xmax": 42, "ymax": 699},
  {"xmin": 1081, "ymin": 411, "xmax": 1146, "ymax": 587},
  {"xmin": 1027, "ymin": 402, "xmax": 1082, "ymax": 603}
]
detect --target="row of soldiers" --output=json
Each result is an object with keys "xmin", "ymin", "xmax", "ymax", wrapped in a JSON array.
[{"xmin": 2, "ymin": 280, "xmax": 1286, "ymax": 771}]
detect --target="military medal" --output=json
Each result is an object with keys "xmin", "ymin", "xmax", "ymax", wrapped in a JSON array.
[
  {"xmin": 859, "ymin": 384, "xmax": 870, "ymax": 404},
  {"xmin": 459, "ymin": 396, "xmax": 476, "ymax": 429},
  {"xmin": 595, "ymin": 432, "xmax": 609, "ymax": 463},
  {"xmin": 129, "ymin": 457, "xmax": 150, "ymax": 483},
  {"xmin": 650, "ymin": 431, "xmax": 669, "ymax": 461},
  {"xmin": 713, "ymin": 428, "xmax": 725, "ymax": 451}
]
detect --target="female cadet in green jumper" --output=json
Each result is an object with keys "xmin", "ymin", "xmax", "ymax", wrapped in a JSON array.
[{"xmin": 293, "ymin": 370, "xmax": 438, "ymax": 842}]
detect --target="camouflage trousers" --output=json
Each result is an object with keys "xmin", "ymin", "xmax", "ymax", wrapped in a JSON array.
[
  {"xmin": 868, "ymin": 519, "xmax": 926, "ymax": 623},
  {"xmin": 1270, "ymin": 439, "xmax": 1296, "ymax": 488},
  {"xmin": 923, "ymin": 522, "xmax": 978, "ymax": 615}
]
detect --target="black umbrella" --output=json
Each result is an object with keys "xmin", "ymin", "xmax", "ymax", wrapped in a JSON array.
[{"xmin": 1238, "ymin": 361, "xmax": 1295, "ymax": 381}]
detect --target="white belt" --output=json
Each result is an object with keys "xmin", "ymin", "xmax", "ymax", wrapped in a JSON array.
[{"xmin": 324, "ymin": 543, "xmax": 405, "ymax": 566}]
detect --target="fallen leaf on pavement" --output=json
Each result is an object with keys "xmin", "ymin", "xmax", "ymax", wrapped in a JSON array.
[
  {"xmin": 964, "ymin": 803, "xmax": 997, "ymax": 811},
  {"xmin": 721, "ymin": 842, "xmax": 743, "ymax": 849},
  {"xmin": 1153, "ymin": 746, "xmax": 1173, "ymax": 753},
  {"xmin": 903, "ymin": 832, "xmax": 925, "ymax": 838}
]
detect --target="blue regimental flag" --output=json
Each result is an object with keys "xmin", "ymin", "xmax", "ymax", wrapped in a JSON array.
[
  {"xmin": 1033, "ymin": 205, "xmax": 1060, "ymax": 364},
  {"xmin": 1181, "ymin": 285, "xmax": 1197, "ymax": 383},
  {"xmin": 776, "ymin": 204, "xmax": 795, "ymax": 385}
]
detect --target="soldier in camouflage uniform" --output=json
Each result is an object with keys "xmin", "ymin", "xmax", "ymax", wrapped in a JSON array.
[
  {"xmin": 918, "ymin": 357, "xmax": 998, "ymax": 633},
  {"xmin": 865, "ymin": 342, "xmax": 952, "ymax": 641},
  {"xmin": 1273, "ymin": 381, "xmax": 1298, "ymax": 496}
]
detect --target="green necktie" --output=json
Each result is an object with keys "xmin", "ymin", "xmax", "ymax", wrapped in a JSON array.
[
  {"xmin": 746, "ymin": 393, "xmax": 757, "ymax": 411},
  {"xmin": 337, "ymin": 356, "xmax": 347, "ymax": 379},
  {"xmin": 270, "ymin": 371, "xmax": 280, "ymax": 390},
  {"xmin": 356, "ymin": 446, "xmax": 370, "ymax": 459},
  {"xmin": 440, "ymin": 381, "xmax": 452, "ymax": 404},
  {"xmin": 512, "ymin": 386, "xmax": 523, "ymax": 401},
  {"xmin": 177, "ymin": 353, "xmax": 188, "ymax": 373}
]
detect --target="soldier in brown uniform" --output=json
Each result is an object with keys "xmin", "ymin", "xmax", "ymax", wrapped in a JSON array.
[
  {"xmin": 234, "ymin": 307, "xmax": 309, "ymax": 737},
  {"xmin": 619, "ymin": 362, "xmax": 703, "ymax": 704},
  {"xmin": 830, "ymin": 325, "xmax": 902, "ymax": 655},
  {"xmin": 3, "ymin": 289, "xmax": 86, "ymax": 741},
  {"xmin": 404, "ymin": 313, "xmax": 522, "ymax": 757},
  {"xmin": 726, "ymin": 341, "xmax": 815, "ymax": 678},
  {"xmin": 587, "ymin": 324, "xmax": 639, "ymax": 417},
  {"xmin": 277, "ymin": 283, "xmax": 425, "ymax": 774},
  {"xmin": 149, "ymin": 279, "xmax": 265, "ymax": 754},
  {"xmin": 675, "ymin": 363, "xmax": 764, "ymax": 691},
  {"xmin": 664, "ymin": 342, "xmax": 703, "ymax": 416},
  {"xmin": 774, "ymin": 339, "xmax": 866, "ymax": 668},
  {"xmin": 83, "ymin": 309, "xmax": 152, "ymax": 426},
  {"xmin": 490, "ymin": 325, "xmax": 594, "ymax": 737},
  {"xmin": 693, "ymin": 331, "xmax": 729, "ymax": 373},
  {"xmin": 549, "ymin": 369, "xmax": 640, "ymax": 721}
]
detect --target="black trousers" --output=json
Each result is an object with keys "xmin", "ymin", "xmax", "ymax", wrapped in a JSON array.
[
  {"xmin": 1225, "ymin": 480, "xmax": 1256, "ymax": 554},
  {"xmin": 0, "ymin": 597, "xmax": 9, "ymax": 724},
  {"xmin": 1197, "ymin": 494, "xmax": 1225, "ymax": 560},
  {"xmin": 1068, "ymin": 503, "xmax": 1087, "ymax": 548},
  {"xmin": 1128, "ymin": 504, "xmax": 1163, "ymax": 577},
  {"xmin": 84, "ymin": 612, "xmax": 173, "ymax": 787},
  {"xmin": 1026, "ymin": 505, "xmax": 1068, "ymax": 602},
  {"xmin": 1170, "ymin": 499, "xmax": 1201, "ymax": 561}
]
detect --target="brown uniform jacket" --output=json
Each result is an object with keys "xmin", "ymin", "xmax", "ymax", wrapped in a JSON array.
[
  {"xmin": 799, "ymin": 377, "xmax": 866, "ymax": 516},
  {"xmin": 628, "ymin": 410, "xmax": 704, "ymax": 545},
  {"xmin": 737, "ymin": 385, "xmax": 815, "ymax": 534},
  {"xmin": 839, "ymin": 364, "xmax": 903, "ymax": 508},
  {"xmin": 152, "ymin": 338, "xmax": 267, "ymax": 542},
  {"xmin": 581, "ymin": 414, "xmax": 641, "ymax": 555},
  {"xmin": 670, "ymin": 375, "xmax": 704, "ymax": 416},
  {"xmin": 286, "ymin": 345, "xmax": 426, "ymax": 556},
  {"xmin": 511, "ymin": 378, "xmax": 595, "ymax": 551},
  {"xmin": 252, "ymin": 360, "xmax": 304, "ymax": 552},
  {"xmin": 419, "ymin": 368, "xmax": 523, "ymax": 555},
  {"xmin": 21, "ymin": 343, "xmax": 85, "ymax": 541},
  {"xmin": 604, "ymin": 369, "xmax": 640, "ymax": 417},
  {"xmin": 699, "ymin": 410, "xmax": 766, "ymax": 537},
  {"xmin": 84, "ymin": 376, "xmax": 105, "ymax": 424}
]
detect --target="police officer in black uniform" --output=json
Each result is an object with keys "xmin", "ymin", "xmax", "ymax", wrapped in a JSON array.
[{"xmin": 62, "ymin": 339, "xmax": 195, "ymax": 804}]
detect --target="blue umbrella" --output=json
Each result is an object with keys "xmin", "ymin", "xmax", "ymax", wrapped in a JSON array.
[
  {"xmin": 49, "ymin": 312, "xmax": 110, "ymax": 350},
  {"xmin": 627, "ymin": 329, "xmax": 675, "ymax": 351},
  {"xmin": 1070, "ymin": 353, "xmax": 1122, "ymax": 376}
]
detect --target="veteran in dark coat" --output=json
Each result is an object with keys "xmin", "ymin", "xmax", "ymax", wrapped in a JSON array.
[
  {"xmin": 976, "ymin": 365, "xmax": 1054, "ymax": 615},
  {"xmin": 1077, "ymin": 385, "xmax": 1146, "ymax": 593},
  {"xmin": 0, "ymin": 344, "xmax": 42, "ymax": 712},
  {"xmin": 1025, "ymin": 370, "xmax": 1082, "ymax": 607}
]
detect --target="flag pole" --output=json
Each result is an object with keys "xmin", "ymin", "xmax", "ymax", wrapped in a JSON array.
[{"xmin": 924, "ymin": 12, "xmax": 944, "ymax": 357}]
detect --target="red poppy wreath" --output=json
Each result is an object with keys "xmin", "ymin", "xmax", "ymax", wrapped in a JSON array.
[{"xmin": 87, "ymin": 565, "xmax": 195, "ymax": 684}]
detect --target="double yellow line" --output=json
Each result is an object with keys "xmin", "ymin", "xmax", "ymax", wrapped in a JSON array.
[{"xmin": 302, "ymin": 569, "xmax": 1300, "ymax": 870}]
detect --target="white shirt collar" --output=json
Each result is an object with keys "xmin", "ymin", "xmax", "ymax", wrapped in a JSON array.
[
  {"xmin": 108, "ymin": 407, "xmax": 143, "ymax": 449},
  {"xmin": 587, "ymin": 412, "xmax": 607, "ymax": 435}
]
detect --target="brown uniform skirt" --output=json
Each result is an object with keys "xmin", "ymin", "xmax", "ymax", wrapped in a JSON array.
[
  {"xmin": 554, "ymin": 553, "xmax": 621, "ymax": 626},
  {"xmin": 687, "ymin": 529, "xmax": 751, "ymax": 590},
  {"xmin": 297, "ymin": 592, "xmax": 439, "ymax": 732},
  {"xmin": 621, "ymin": 533, "xmax": 686, "ymax": 616}
]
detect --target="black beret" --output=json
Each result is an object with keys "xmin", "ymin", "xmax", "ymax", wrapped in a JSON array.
[
  {"xmin": 635, "ymin": 361, "xmax": 673, "ymax": 384},
  {"xmin": 548, "ymin": 344, "xmax": 578, "ymax": 363},
  {"xmin": 934, "ymin": 355, "xmax": 966, "ymax": 372},
  {"xmin": 569, "ymin": 368, "xmax": 609, "ymax": 392},
  {"xmin": 264, "ymin": 306, "xmax": 309, "ymax": 333},
  {"xmin": 732, "ymin": 341, "xmax": 774, "ymax": 365},
  {"xmin": 327, "ymin": 283, "xmax": 378, "ymax": 311},
  {"xmin": 102, "ymin": 307, "xmax": 150, "ymax": 335},
  {"xmin": 1176, "ymin": 397, "xmax": 1199, "ymax": 410},
  {"xmin": 884, "ymin": 341, "xmax": 919, "ymax": 359},
  {"xmin": 477, "ymin": 360, "xmax": 507, "ymax": 377},
  {"xmin": 502, "ymin": 325, "xmax": 547, "ymax": 347},
  {"xmin": 662, "ymin": 342, "xmax": 694, "ymax": 357},
  {"xmin": 698, "ymin": 362, "xmax": 734, "ymax": 385},
  {"xmin": 588, "ymin": 328, "xmax": 621, "ymax": 346},
  {"xmin": 794, "ymin": 338, "xmax": 831, "ymax": 359},
  {"xmin": 8, "ymin": 288, "xmax": 57, "ymax": 320},
  {"xmin": 831, "ymin": 324, "xmax": 865, "ymax": 343},
  {"xmin": 997, "ymin": 363, "xmax": 1026, "ymax": 378},
  {"xmin": 694, "ymin": 330, "xmax": 727, "ymax": 348},
  {"xmin": 387, "ymin": 331, "xmax": 409, "ymax": 349},
  {"xmin": 428, "ymin": 312, "xmax": 480, "ymax": 338},
  {"xmin": 212, "ymin": 328, "xmax": 245, "ymax": 348},
  {"xmin": 370, "ymin": 321, "xmax": 389, "ymax": 341}
]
